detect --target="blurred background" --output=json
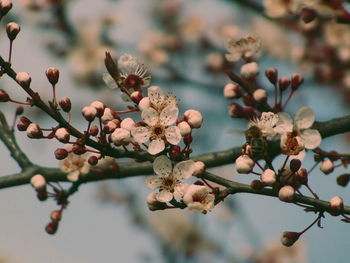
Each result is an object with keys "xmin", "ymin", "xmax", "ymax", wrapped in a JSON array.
[{"xmin": 1, "ymin": 0, "xmax": 350, "ymax": 262}]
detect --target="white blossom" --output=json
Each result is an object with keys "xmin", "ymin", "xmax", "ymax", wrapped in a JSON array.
[
  {"xmin": 59, "ymin": 152, "xmax": 90, "ymax": 182},
  {"xmin": 120, "ymin": 118, "xmax": 135, "ymax": 131},
  {"xmin": 131, "ymin": 86, "xmax": 181, "ymax": 155},
  {"xmin": 118, "ymin": 54, "xmax": 151, "ymax": 87},
  {"xmin": 145, "ymin": 155, "xmax": 194, "ymax": 203},
  {"xmin": 183, "ymin": 184, "xmax": 215, "ymax": 213},
  {"xmin": 111, "ymin": 128, "xmax": 131, "ymax": 145},
  {"xmin": 276, "ymin": 106, "xmax": 322, "ymax": 150},
  {"xmin": 225, "ymin": 36, "xmax": 261, "ymax": 62}
]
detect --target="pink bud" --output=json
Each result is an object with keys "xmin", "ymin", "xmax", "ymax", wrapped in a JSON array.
[
  {"xmin": 46, "ymin": 67, "xmax": 59, "ymax": 86},
  {"xmin": 59, "ymin": 97, "xmax": 71, "ymax": 112},
  {"xmin": 82, "ymin": 106, "xmax": 97, "ymax": 122},
  {"xmin": 55, "ymin": 128, "xmax": 70, "ymax": 143},
  {"xmin": 281, "ymin": 231, "xmax": 300, "ymax": 247},
  {"xmin": 265, "ymin": 68, "xmax": 278, "ymax": 84},
  {"xmin": 90, "ymin": 101, "xmax": 105, "ymax": 117},
  {"xmin": 26, "ymin": 123, "xmax": 43, "ymax": 138},
  {"xmin": 6, "ymin": 22, "xmax": 20, "ymax": 41},
  {"xmin": 16, "ymin": 72, "xmax": 31, "ymax": 88},
  {"xmin": 0, "ymin": 89, "xmax": 10, "ymax": 102},
  {"xmin": 278, "ymin": 185, "xmax": 295, "ymax": 202}
]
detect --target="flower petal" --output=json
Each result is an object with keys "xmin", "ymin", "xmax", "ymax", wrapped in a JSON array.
[
  {"xmin": 145, "ymin": 176, "xmax": 163, "ymax": 190},
  {"xmin": 148, "ymin": 138, "xmax": 165, "ymax": 155},
  {"xmin": 225, "ymin": 53, "xmax": 240, "ymax": 62},
  {"xmin": 160, "ymin": 106, "xmax": 179, "ymax": 126},
  {"xmin": 275, "ymin": 112, "xmax": 293, "ymax": 134},
  {"xmin": 67, "ymin": 170, "xmax": 79, "ymax": 182},
  {"xmin": 165, "ymin": 126, "xmax": 181, "ymax": 145},
  {"xmin": 300, "ymin": 129, "xmax": 321, "ymax": 149},
  {"xmin": 153, "ymin": 155, "xmax": 172, "ymax": 177},
  {"xmin": 148, "ymin": 86, "xmax": 164, "ymax": 107},
  {"xmin": 141, "ymin": 107, "xmax": 159, "ymax": 127},
  {"xmin": 295, "ymin": 106, "xmax": 315, "ymax": 129},
  {"xmin": 156, "ymin": 190, "xmax": 173, "ymax": 203},
  {"xmin": 131, "ymin": 126, "xmax": 151, "ymax": 143},
  {"xmin": 173, "ymin": 182, "xmax": 188, "ymax": 199},
  {"xmin": 173, "ymin": 160, "xmax": 195, "ymax": 180}
]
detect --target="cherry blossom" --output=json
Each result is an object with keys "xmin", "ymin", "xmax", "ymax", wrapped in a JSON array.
[
  {"xmin": 275, "ymin": 106, "xmax": 322, "ymax": 151},
  {"xmin": 145, "ymin": 155, "xmax": 194, "ymax": 203},
  {"xmin": 183, "ymin": 184, "xmax": 215, "ymax": 213},
  {"xmin": 59, "ymin": 152, "xmax": 90, "ymax": 182},
  {"xmin": 225, "ymin": 36, "xmax": 261, "ymax": 62},
  {"xmin": 131, "ymin": 86, "xmax": 181, "ymax": 155},
  {"xmin": 248, "ymin": 112, "xmax": 279, "ymax": 137}
]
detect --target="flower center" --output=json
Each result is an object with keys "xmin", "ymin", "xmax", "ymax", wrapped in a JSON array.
[
  {"xmin": 161, "ymin": 176, "xmax": 176, "ymax": 191},
  {"xmin": 123, "ymin": 74, "xmax": 144, "ymax": 90}
]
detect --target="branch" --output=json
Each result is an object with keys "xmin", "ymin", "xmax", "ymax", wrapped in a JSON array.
[{"xmin": 0, "ymin": 111, "xmax": 32, "ymax": 169}]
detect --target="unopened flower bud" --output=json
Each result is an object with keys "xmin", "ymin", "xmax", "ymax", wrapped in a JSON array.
[
  {"xmin": 291, "ymin": 73, "xmax": 304, "ymax": 90},
  {"xmin": 101, "ymin": 108, "xmax": 114, "ymax": 122},
  {"xmin": 265, "ymin": 68, "xmax": 278, "ymax": 84},
  {"xmin": 6, "ymin": 22, "xmax": 20, "ymax": 41},
  {"xmin": 296, "ymin": 168, "xmax": 308, "ymax": 185},
  {"xmin": 235, "ymin": 155, "xmax": 254, "ymax": 174},
  {"xmin": 253, "ymin": 89, "xmax": 267, "ymax": 102},
  {"xmin": 54, "ymin": 148, "xmax": 68, "ymax": 160},
  {"xmin": 228, "ymin": 103, "xmax": 244, "ymax": 118},
  {"xmin": 251, "ymin": 179, "xmax": 264, "ymax": 190},
  {"xmin": 15, "ymin": 72, "xmax": 31, "ymax": 88},
  {"xmin": 72, "ymin": 145, "xmax": 86, "ymax": 155},
  {"xmin": 290, "ymin": 159, "xmax": 302, "ymax": 173},
  {"xmin": 104, "ymin": 120, "xmax": 118, "ymax": 133},
  {"xmin": 177, "ymin": 121, "xmax": 192, "ymax": 136},
  {"xmin": 281, "ymin": 231, "xmax": 300, "ymax": 247},
  {"xmin": 111, "ymin": 128, "xmax": 131, "ymax": 145},
  {"xmin": 184, "ymin": 109, "xmax": 203, "ymax": 129},
  {"xmin": 45, "ymin": 221, "xmax": 58, "ymax": 235},
  {"xmin": 279, "ymin": 77, "xmax": 291, "ymax": 91},
  {"xmin": 55, "ymin": 128, "xmax": 70, "ymax": 143},
  {"xmin": 330, "ymin": 196, "xmax": 344, "ymax": 211},
  {"xmin": 15, "ymin": 106, "xmax": 24, "ymax": 115},
  {"xmin": 59, "ymin": 97, "xmax": 71, "ymax": 112},
  {"xmin": 301, "ymin": 7, "xmax": 317, "ymax": 23},
  {"xmin": 242, "ymin": 95, "xmax": 255, "ymax": 107},
  {"xmin": 0, "ymin": 89, "xmax": 10, "ymax": 102},
  {"xmin": 278, "ymin": 185, "xmax": 295, "ymax": 202},
  {"xmin": 30, "ymin": 174, "xmax": 46, "ymax": 191},
  {"xmin": 82, "ymin": 106, "xmax": 97, "ymax": 122},
  {"xmin": 147, "ymin": 192, "xmax": 168, "ymax": 211},
  {"xmin": 193, "ymin": 161, "xmax": 206, "ymax": 177},
  {"xmin": 320, "ymin": 159, "xmax": 334, "ymax": 175},
  {"xmin": 223, "ymin": 83, "xmax": 240, "ymax": 99},
  {"xmin": 240, "ymin": 62, "xmax": 259, "ymax": 79},
  {"xmin": 0, "ymin": 0, "xmax": 12, "ymax": 17},
  {"xmin": 45, "ymin": 67, "xmax": 59, "ymax": 86},
  {"xmin": 183, "ymin": 134, "xmax": 192, "ymax": 145},
  {"xmin": 131, "ymin": 91, "xmax": 143, "ymax": 104},
  {"xmin": 50, "ymin": 210, "xmax": 62, "ymax": 222},
  {"xmin": 336, "ymin": 173, "xmax": 350, "ymax": 187},
  {"xmin": 88, "ymin": 155, "xmax": 98, "ymax": 166},
  {"xmin": 17, "ymin": 116, "xmax": 31, "ymax": 131},
  {"xmin": 138, "ymin": 97, "xmax": 151, "ymax": 111},
  {"xmin": 90, "ymin": 101, "xmax": 105, "ymax": 117},
  {"xmin": 26, "ymin": 123, "xmax": 43, "ymax": 138},
  {"xmin": 261, "ymin": 169, "xmax": 276, "ymax": 186},
  {"xmin": 120, "ymin": 118, "xmax": 135, "ymax": 131},
  {"xmin": 89, "ymin": 125, "xmax": 99, "ymax": 136},
  {"xmin": 170, "ymin": 145, "xmax": 181, "ymax": 159}
]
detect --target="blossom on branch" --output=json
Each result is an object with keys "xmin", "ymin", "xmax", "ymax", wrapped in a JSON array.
[
  {"xmin": 183, "ymin": 184, "xmax": 215, "ymax": 213},
  {"xmin": 145, "ymin": 155, "xmax": 194, "ymax": 203},
  {"xmin": 59, "ymin": 152, "xmax": 90, "ymax": 182},
  {"xmin": 225, "ymin": 36, "xmax": 261, "ymax": 62}
]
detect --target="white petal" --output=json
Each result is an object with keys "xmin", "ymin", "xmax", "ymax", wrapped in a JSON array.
[
  {"xmin": 165, "ymin": 126, "xmax": 181, "ymax": 145},
  {"xmin": 141, "ymin": 107, "xmax": 159, "ymax": 127},
  {"xmin": 187, "ymin": 203, "xmax": 205, "ymax": 213},
  {"xmin": 173, "ymin": 160, "xmax": 195, "ymax": 180},
  {"xmin": 67, "ymin": 171, "xmax": 79, "ymax": 182},
  {"xmin": 225, "ymin": 53, "xmax": 240, "ymax": 62},
  {"xmin": 156, "ymin": 190, "xmax": 173, "ymax": 203},
  {"xmin": 173, "ymin": 182, "xmax": 188, "ymax": 199},
  {"xmin": 275, "ymin": 112, "xmax": 293, "ymax": 133},
  {"xmin": 148, "ymin": 138, "xmax": 165, "ymax": 155},
  {"xmin": 145, "ymin": 176, "xmax": 163, "ymax": 190},
  {"xmin": 153, "ymin": 155, "xmax": 172, "ymax": 177},
  {"xmin": 160, "ymin": 106, "xmax": 179, "ymax": 126},
  {"xmin": 102, "ymin": 73, "xmax": 118, "ymax": 89},
  {"xmin": 300, "ymin": 129, "xmax": 321, "ymax": 149},
  {"xmin": 295, "ymin": 106, "xmax": 315, "ymax": 129},
  {"xmin": 148, "ymin": 86, "xmax": 164, "ymax": 106},
  {"xmin": 131, "ymin": 126, "xmax": 151, "ymax": 143}
]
